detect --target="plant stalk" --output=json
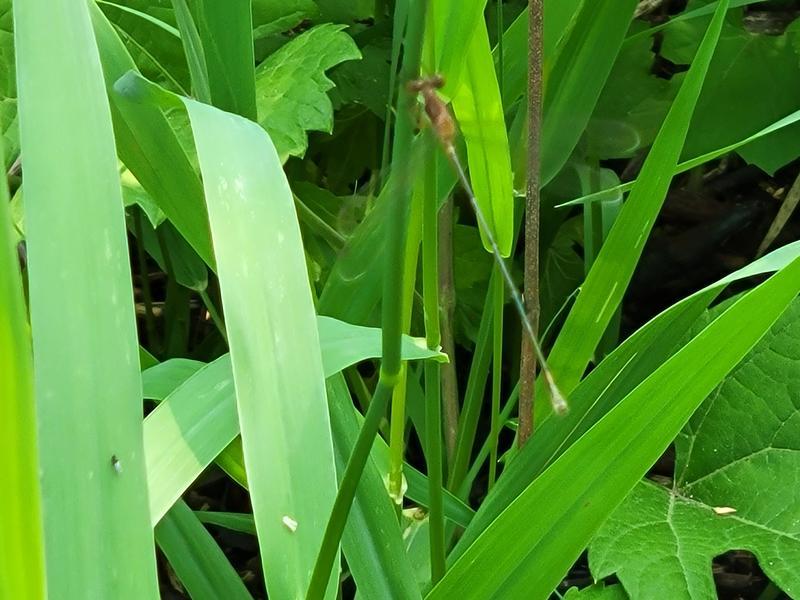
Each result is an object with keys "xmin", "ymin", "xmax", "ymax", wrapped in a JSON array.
[
  {"xmin": 422, "ymin": 139, "xmax": 446, "ymax": 582},
  {"xmin": 437, "ymin": 198, "xmax": 459, "ymax": 466},
  {"xmin": 519, "ymin": 0, "xmax": 544, "ymax": 446},
  {"xmin": 306, "ymin": 2, "xmax": 428, "ymax": 596}
]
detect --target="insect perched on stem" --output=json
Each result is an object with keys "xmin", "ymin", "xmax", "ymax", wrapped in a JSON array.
[
  {"xmin": 111, "ymin": 454, "xmax": 122, "ymax": 474},
  {"xmin": 409, "ymin": 74, "xmax": 568, "ymax": 416}
]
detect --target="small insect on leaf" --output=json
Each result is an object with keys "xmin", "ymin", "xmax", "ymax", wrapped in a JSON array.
[
  {"xmin": 111, "ymin": 454, "xmax": 122, "ymax": 474},
  {"xmin": 282, "ymin": 515, "xmax": 298, "ymax": 532},
  {"xmin": 713, "ymin": 506, "xmax": 737, "ymax": 516}
]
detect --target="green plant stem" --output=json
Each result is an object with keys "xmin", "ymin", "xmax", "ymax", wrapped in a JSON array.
[
  {"xmin": 307, "ymin": 381, "xmax": 394, "ymax": 599},
  {"xmin": 198, "ymin": 288, "xmax": 227, "ymax": 344},
  {"xmin": 488, "ymin": 266, "xmax": 504, "ymax": 489},
  {"xmin": 422, "ymin": 142, "xmax": 445, "ymax": 583},
  {"xmin": 156, "ymin": 227, "xmax": 191, "ymax": 357},
  {"xmin": 389, "ymin": 188, "xmax": 423, "ymax": 504},
  {"xmin": 519, "ymin": 0, "xmax": 544, "ymax": 445},
  {"xmin": 379, "ymin": 0, "xmax": 408, "ymax": 188},
  {"xmin": 306, "ymin": 1, "xmax": 427, "ymax": 596},
  {"xmin": 132, "ymin": 208, "xmax": 159, "ymax": 352},
  {"xmin": 487, "ymin": 0, "xmax": 505, "ymax": 492}
]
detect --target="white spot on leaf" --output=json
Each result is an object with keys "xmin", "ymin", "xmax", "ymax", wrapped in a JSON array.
[{"xmin": 282, "ymin": 515, "xmax": 298, "ymax": 532}]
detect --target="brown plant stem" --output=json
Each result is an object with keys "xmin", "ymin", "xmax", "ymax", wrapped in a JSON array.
[
  {"xmin": 519, "ymin": 0, "xmax": 543, "ymax": 446},
  {"xmin": 438, "ymin": 197, "xmax": 459, "ymax": 466}
]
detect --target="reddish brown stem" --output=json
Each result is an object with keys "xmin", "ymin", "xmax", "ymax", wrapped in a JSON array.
[{"xmin": 519, "ymin": 0, "xmax": 544, "ymax": 446}]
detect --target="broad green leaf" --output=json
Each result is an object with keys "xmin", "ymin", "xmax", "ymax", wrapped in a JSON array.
[
  {"xmin": 564, "ymin": 584, "xmax": 628, "ymax": 600},
  {"xmin": 590, "ymin": 299, "xmax": 800, "ymax": 599},
  {"xmin": 14, "ymin": 0, "xmax": 158, "ymax": 595},
  {"xmin": 145, "ymin": 355, "xmax": 237, "ymax": 523},
  {"xmin": 142, "ymin": 318, "xmax": 448, "ymax": 523},
  {"xmin": 453, "ymin": 240, "xmax": 800, "ymax": 558},
  {"xmin": 540, "ymin": 0, "xmax": 638, "ymax": 183},
  {"xmin": 561, "ymin": 107, "xmax": 800, "ymax": 208},
  {"xmin": 143, "ymin": 369, "xmax": 426, "ymax": 597},
  {"xmin": 588, "ymin": 34, "xmax": 682, "ymax": 158},
  {"xmin": 429, "ymin": 253, "xmax": 800, "ymax": 599},
  {"xmin": 142, "ymin": 358, "xmax": 204, "ymax": 401},
  {"xmin": 662, "ymin": 2, "xmax": 800, "ymax": 174},
  {"xmin": 185, "ymin": 97, "xmax": 338, "ymax": 599},
  {"xmin": 255, "ymin": 23, "xmax": 360, "ymax": 161},
  {"xmin": 0, "ymin": 135, "xmax": 43, "ymax": 599},
  {"xmin": 155, "ymin": 500, "xmax": 252, "ymax": 600},
  {"xmin": 0, "ymin": 0, "xmax": 16, "ymax": 165},
  {"xmin": 543, "ymin": 0, "xmax": 728, "ymax": 407},
  {"xmin": 451, "ymin": 19, "xmax": 513, "ymax": 256},
  {"xmin": 318, "ymin": 315, "xmax": 447, "ymax": 374},
  {"xmin": 252, "ymin": 0, "xmax": 317, "ymax": 28}
]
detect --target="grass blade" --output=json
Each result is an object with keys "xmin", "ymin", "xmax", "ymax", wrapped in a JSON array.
[
  {"xmin": 0, "ymin": 138, "xmax": 44, "ymax": 600},
  {"xmin": 145, "ymin": 355, "xmax": 238, "ymax": 523},
  {"xmin": 189, "ymin": 0, "xmax": 257, "ymax": 119},
  {"xmin": 91, "ymin": 4, "xmax": 215, "ymax": 269},
  {"xmin": 559, "ymin": 107, "xmax": 800, "ymax": 208},
  {"xmin": 155, "ymin": 500, "xmax": 252, "ymax": 599},
  {"xmin": 426, "ymin": 0, "xmax": 488, "ymax": 98},
  {"xmin": 540, "ymin": 0, "xmax": 638, "ymax": 184},
  {"xmin": 171, "ymin": 0, "xmax": 212, "ymax": 102},
  {"xmin": 430, "ymin": 254, "xmax": 800, "ymax": 599},
  {"xmin": 451, "ymin": 18, "xmax": 513, "ymax": 256},
  {"xmin": 542, "ymin": 0, "xmax": 729, "ymax": 409},
  {"xmin": 327, "ymin": 374, "xmax": 422, "ymax": 599},
  {"xmin": 14, "ymin": 0, "xmax": 158, "ymax": 594},
  {"xmin": 184, "ymin": 97, "xmax": 338, "ymax": 599},
  {"xmin": 453, "ymin": 240, "xmax": 800, "ymax": 555}
]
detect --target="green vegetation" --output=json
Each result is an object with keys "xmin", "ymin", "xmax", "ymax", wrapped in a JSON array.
[{"xmin": 3, "ymin": 1, "xmax": 800, "ymax": 598}]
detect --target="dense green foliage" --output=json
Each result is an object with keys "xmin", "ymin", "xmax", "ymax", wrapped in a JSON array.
[{"xmin": 3, "ymin": 1, "xmax": 800, "ymax": 599}]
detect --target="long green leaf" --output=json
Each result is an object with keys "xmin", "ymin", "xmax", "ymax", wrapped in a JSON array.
[
  {"xmin": 90, "ymin": 4, "xmax": 215, "ymax": 269},
  {"xmin": 426, "ymin": 0, "xmax": 487, "ymax": 98},
  {"xmin": 171, "ymin": 0, "xmax": 211, "ymax": 102},
  {"xmin": 14, "ymin": 0, "xmax": 158, "ymax": 595},
  {"xmin": 0, "ymin": 137, "xmax": 44, "ymax": 599},
  {"xmin": 141, "ymin": 320, "xmax": 451, "ymax": 524},
  {"xmin": 185, "ymin": 97, "xmax": 338, "ymax": 599},
  {"xmin": 327, "ymin": 374, "xmax": 422, "ymax": 599},
  {"xmin": 189, "ymin": 0, "xmax": 256, "ymax": 119},
  {"xmin": 541, "ymin": 0, "xmax": 638, "ymax": 184},
  {"xmin": 559, "ymin": 107, "xmax": 800, "ymax": 208},
  {"xmin": 155, "ymin": 500, "xmax": 252, "ymax": 600},
  {"xmin": 451, "ymin": 18, "xmax": 513, "ymax": 256},
  {"xmin": 430, "ymin": 254, "xmax": 800, "ymax": 599},
  {"xmin": 542, "ymin": 0, "xmax": 729, "ymax": 409},
  {"xmin": 453, "ymin": 240, "xmax": 800, "ymax": 556},
  {"xmin": 145, "ymin": 355, "xmax": 237, "ymax": 523}
]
